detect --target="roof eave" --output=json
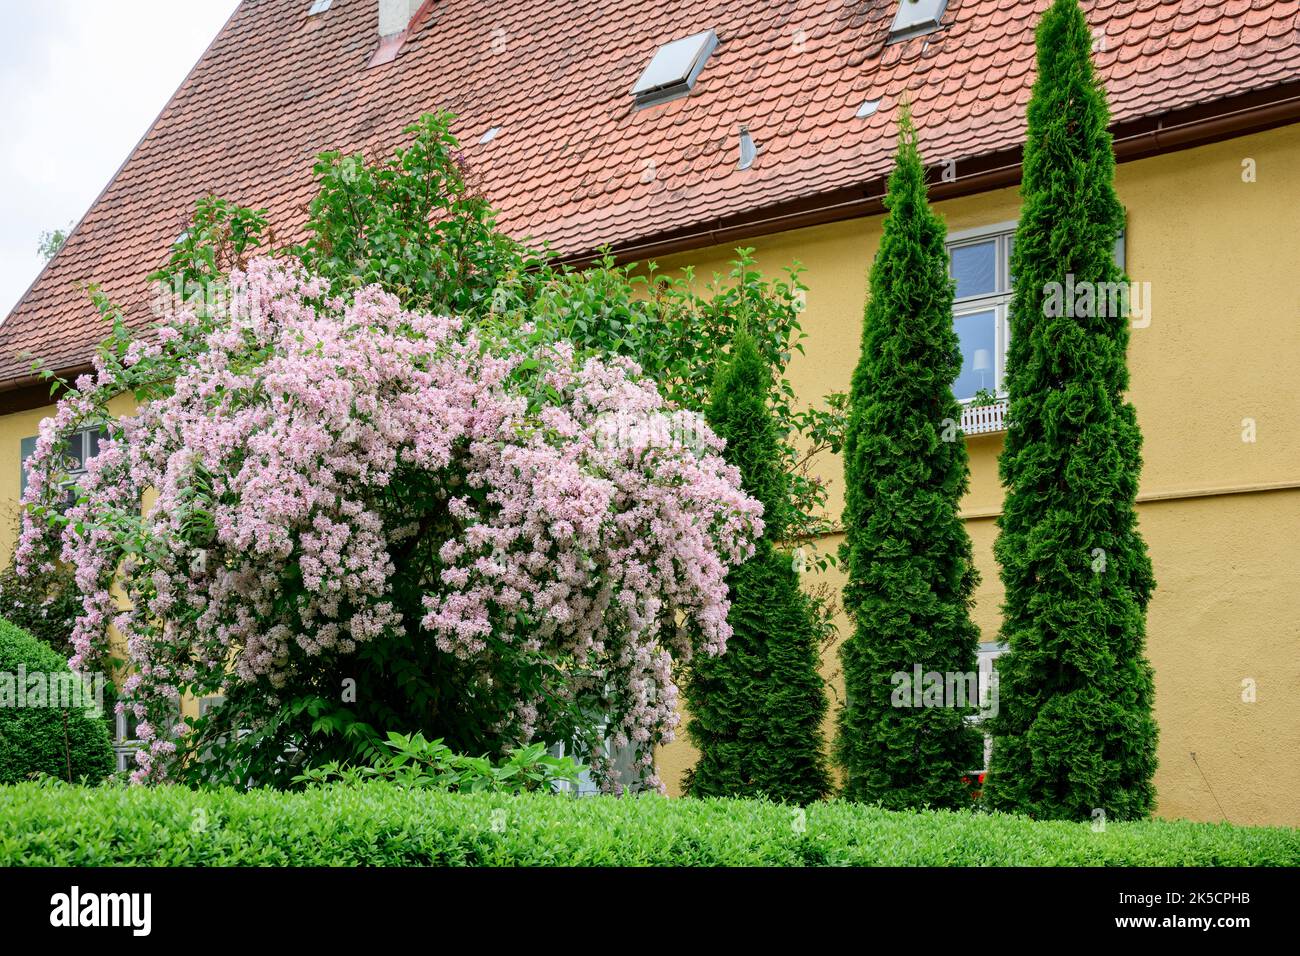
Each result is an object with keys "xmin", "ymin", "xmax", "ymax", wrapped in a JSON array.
[{"xmin": 558, "ymin": 79, "xmax": 1300, "ymax": 267}]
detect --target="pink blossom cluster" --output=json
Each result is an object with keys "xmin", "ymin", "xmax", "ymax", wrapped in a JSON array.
[{"xmin": 16, "ymin": 258, "xmax": 761, "ymax": 787}]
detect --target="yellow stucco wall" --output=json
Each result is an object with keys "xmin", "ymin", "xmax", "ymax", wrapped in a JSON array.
[
  {"xmin": 0, "ymin": 125, "xmax": 1295, "ymax": 822},
  {"xmin": 654, "ymin": 123, "xmax": 1300, "ymax": 826}
]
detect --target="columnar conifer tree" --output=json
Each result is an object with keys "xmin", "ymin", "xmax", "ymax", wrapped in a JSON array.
[
  {"xmin": 684, "ymin": 326, "xmax": 831, "ymax": 804},
  {"xmin": 984, "ymin": 0, "xmax": 1158, "ymax": 821},
  {"xmin": 835, "ymin": 106, "xmax": 983, "ymax": 809}
]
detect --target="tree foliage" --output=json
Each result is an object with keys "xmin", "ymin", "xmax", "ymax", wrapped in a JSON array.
[
  {"xmin": 295, "ymin": 113, "xmax": 544, "ymax": 316},
  {"xmin": 17, "ymin": 258, "xmax": 762, "ymax": 789},
  {"xmin": 20, "ymin": 111, "xmax": 847, "ymax": 790},
  {"xmin": 0, "ymin": 618, "xmax": 114, "ymax": 785},
  {"xmin": 684, "ymin": 327, "xmax": 831, "ymax": 803},
  {"xmin": 37, "ymin": 226, "xmax": 70, "ymax": 262},
  {"xmin": 984, "ymin": 0, "xmax": 1157, "ymax": 821},
  {"xmin": 835, "ymin": 106, "xmax": 983, "ymax": 809},
  {"xmin": 0, "ymin": 557, "xmax": 80, "ymax": 661},
  {"xmin": 152, "ymin": 116, "xmax": 845, "ymax": 554}
]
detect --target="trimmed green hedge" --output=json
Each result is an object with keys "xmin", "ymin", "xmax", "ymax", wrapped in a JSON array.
[
  {"xmin": 1, "ymin": 782, "xmax": 1297, "ymax": 866},
  {"xmin": 0, "ymin": 619, "xmax": 114, "ymax": 785}
]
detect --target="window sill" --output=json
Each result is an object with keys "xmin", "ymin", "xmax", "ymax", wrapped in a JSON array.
[{"xmin": 960, "ymin": 399, "xmax": 1008, "ymax": 436}]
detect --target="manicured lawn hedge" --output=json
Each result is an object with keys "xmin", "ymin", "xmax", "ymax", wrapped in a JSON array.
[{"xmin": 2, "ymin": 781, "xmax": 1297, "ymax": 866}]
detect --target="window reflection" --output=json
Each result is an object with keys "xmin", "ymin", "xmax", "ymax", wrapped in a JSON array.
[
  {"xmin": 953, "ymin": 309, "xmax": 997, "ymax": 401},
  {"xmin": 950, "ymin": 240, "xmax": 997, "ymax": 299}
]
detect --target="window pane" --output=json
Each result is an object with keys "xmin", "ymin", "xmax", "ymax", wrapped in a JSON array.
[
  {"xmin": 977, "ymin": 641, "xmax": 1007, "ymax": 710},
  {"xmin": 951, "ymin": 241, "xmax": 997, "ymax": 299},
  {"xmin": 64, "ymin": 433, "xmax": 88, "ymax": 472},
  {"xmin": 116, "ymin": 710, "xmax": 141, "ymax": 743},
  {"xmin": 19, "ymin": 436, "xmax": 36, "ymax": 495},
  {"xmin": 953, "ymin": 309, "xmax": 997, "ymax": 400}
]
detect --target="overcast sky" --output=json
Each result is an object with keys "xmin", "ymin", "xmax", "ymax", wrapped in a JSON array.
[{"xmin": 0, "ymin": 0, "xmax": 240, "ymax": 321}]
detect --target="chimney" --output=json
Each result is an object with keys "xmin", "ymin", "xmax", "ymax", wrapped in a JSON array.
[{"xmin": 378, "ymin": 0, "xmax": 423, "ymax": 38}]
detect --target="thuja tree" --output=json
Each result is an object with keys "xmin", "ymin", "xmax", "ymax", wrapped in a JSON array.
[
  {"xmin": 984, "ymin": 0, "xmax": 1157, "ymax": 821},
  {"xmin": 836, "ymin": 107, "xmax": 983, "ymax": 809},
  {"xmin": 16, "ymin": 258, "xmax": 763, "ymax": 789},
  {"xmin": 683, "ymin": 327, "xmax": 831, "ymax": 803}
]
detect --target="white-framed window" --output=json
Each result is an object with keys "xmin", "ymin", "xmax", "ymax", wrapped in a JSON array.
[
  {"xmin": 20, "ymin": 426, "xmax": 106, "ymax": 504},
  {"xmin": 113, "ymin": 707, "xmax": 143, "ymax": 774},
  {"xmin": 113, "ymin": 696, "xmax": 195, "ymax": 773},
  {"xmin": 947, "ymin": 222, "xmax": 1015, "ymax": 404},
  {"xmin": 946, "ymin": 221, "xmax": 1127, "ymax": 405},
  {"xmin": 549, "ymin": 723, "xmax": 641, "ymax": 796},
  {"xmin": 966, "ymin": 640, "xmax": 1007, "ymax": 773}
]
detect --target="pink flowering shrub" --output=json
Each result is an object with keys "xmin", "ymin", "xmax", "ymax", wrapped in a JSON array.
[{"xmin": 16, "ymin": 257, "xmax": 761, "ymax": 788}]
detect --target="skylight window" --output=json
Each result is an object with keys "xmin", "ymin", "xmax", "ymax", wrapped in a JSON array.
[
  {"xmin": 631, "ymin": 29, "xmax": 718, "ymax": 109},
  {"xmin": 308, "ymin": 0, "xmax": 333, "ymax": 15},
  {"xmin": 888, "ymin": 0, "xmax": 948, "ymax": 42},
  {"xmin": 856, "ymin": 97, "xmax": 881, "ymax": 118}
]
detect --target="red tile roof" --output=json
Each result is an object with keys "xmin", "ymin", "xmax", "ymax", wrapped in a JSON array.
[{"xmin": 3, "ymin": 0, "xmax": 1299, "ymax": 390}]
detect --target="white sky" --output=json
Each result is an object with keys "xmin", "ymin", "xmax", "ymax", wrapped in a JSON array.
[{"xmin": 0, "ymin": 0, "xmax": 240, "ymax": 321}]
